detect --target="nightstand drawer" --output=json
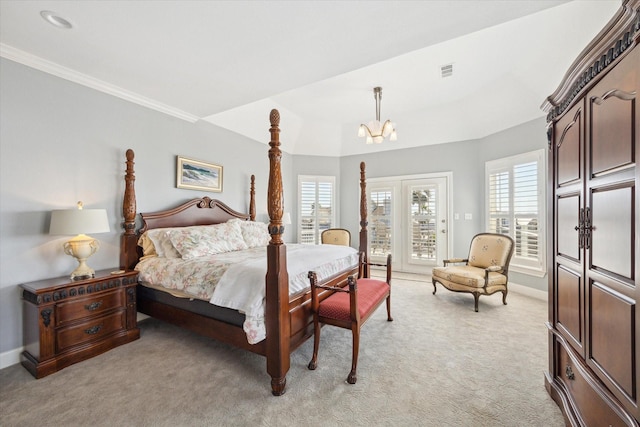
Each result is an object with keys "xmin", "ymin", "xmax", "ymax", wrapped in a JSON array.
[
  {"xmin": 56, "ymin": 290, "xmax": 123, "ymax": 326},
  {"xmin": 56, "ymin": 310, "xmax": 126, "ymax": 352}
]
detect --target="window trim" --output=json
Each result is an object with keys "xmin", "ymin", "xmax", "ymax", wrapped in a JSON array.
[{"xmin": 485, "ymin": 149, "xmax": 546, "ymax": 277}]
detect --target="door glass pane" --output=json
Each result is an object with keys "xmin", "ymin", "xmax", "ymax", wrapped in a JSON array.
[
  {"xmin": 410, "ymin": 186, "xmax": 437, "ymax": 261},
  {"xmin": 370, "ymin": 189, "xmax": 392, "ymax": 257}
]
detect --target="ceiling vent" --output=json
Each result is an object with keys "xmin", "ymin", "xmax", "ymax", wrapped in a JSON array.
[{"xmin": 440, "ymin": 63, "xmax": 453, "ymax": 78}]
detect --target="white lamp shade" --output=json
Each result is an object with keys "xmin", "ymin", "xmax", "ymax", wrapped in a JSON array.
[{"xmin": 50, "ymin": 209, "xmax": 110, "ymax": 235}]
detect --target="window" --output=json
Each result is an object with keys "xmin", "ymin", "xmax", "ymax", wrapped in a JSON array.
[
  {"xmin": 298, "ymin": 176, "xmax": 336, "ymax": 244},
  {"xmin": 486, "ymin": 149, "xmax": 545, "ymax": 276}
]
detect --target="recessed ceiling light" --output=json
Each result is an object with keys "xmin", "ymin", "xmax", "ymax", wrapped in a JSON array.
[{"xmin": 40, "ymin": 11, "xmax": 73, "ymax": 29}]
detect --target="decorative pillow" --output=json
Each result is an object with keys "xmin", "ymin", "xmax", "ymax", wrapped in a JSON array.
[
  {"xmin": 230, "ymin": 219, "xmax": 270, "ymax": 248},
  {"xmin": 168, "ymin": 221, "xmax": 248, "ymax": 259},
  {"xmin": 138, "ymin": 228, "xmax": 182, "ymax": 259},
  {"xmin": 137, "ymin": 232, "xmax": 158, "ymax": 258},
  {"xmin": 143, "ymin": 228, "xmax": 183, "ymax": 259}
]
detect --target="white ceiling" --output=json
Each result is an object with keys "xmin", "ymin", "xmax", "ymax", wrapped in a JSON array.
[{"xmin": 0, "ymin": 1, "xmax": 621, "ymax": 156}]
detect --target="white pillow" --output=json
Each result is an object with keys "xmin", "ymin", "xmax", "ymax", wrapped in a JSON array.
[
  {"xmin": 168, "ymin": 221, "xmax": 248, "ymax": 260},
  {"xmin": 230, "ymin": 219, "xmax": 270, "ymax": 248},
  {"xmin": 138, "ymin": 228, "xmax": 182, "ymax": 259}
]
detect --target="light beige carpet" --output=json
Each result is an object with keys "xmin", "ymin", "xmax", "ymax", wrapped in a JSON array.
[{"xmin": 0, "ymin": 274, "xmax": 564, "ymax": 426}]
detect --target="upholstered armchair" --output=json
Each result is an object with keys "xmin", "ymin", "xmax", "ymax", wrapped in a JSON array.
[
  {"xmin": 321, "ymin": 228, "xmax": 351, "ymax": 246},
  {"xmin": 432, "ymin": 233, "xmax": 514, "ymax": 312}
]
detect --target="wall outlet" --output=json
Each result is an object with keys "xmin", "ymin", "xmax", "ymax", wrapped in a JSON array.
[{"xmin": 464, "ymin": 213, "xmax": 472, "ymax": 220}]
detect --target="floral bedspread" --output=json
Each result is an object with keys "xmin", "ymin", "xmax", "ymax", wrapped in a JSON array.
[{"xmin": 135, "ymin": 244, "xmax": 359, "ymax": 344}]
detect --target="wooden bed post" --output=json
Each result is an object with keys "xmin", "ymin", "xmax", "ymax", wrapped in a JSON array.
[
  {"xmin": 265, "ymin": 109, "xmax": 290, "ymax": 396},
  {"xmin": 359, "ymin": 162, "xmax": 370, "ymax": 278},
  {"xmin": 249, "ymin": 174, "xmax": 256, "ymax": 221},
  {"xmin": 120, "ymin": 149, "xmax": 138, "ymax": 270}
]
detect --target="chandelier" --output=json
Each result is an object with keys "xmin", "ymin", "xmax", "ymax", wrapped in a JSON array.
[{"xmin": 358, "ymin": 86, "xmax": 397, "ymax": 144}]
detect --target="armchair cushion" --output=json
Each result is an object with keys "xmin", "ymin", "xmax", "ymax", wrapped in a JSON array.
[
  {"xmin": 467, "ymin": 234, "xmax": 512, "ymax": 269},
  {"xmin": 432, "ymin": 265, "xmax": 507, "ymax": 289}
]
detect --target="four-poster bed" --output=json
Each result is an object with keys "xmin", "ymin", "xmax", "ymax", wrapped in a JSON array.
[{"xmin": 119, "ymin": 109, "xmax": 370, "ymax": 395}]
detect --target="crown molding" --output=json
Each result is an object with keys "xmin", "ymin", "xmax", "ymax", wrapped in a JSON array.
[
  {"xmin": 541, "ymin": 0, "xmax": 640, "ymax": 122},
  {"xmin": 0, "ymin": 43, "xmax": 200, "ymax": 123}
]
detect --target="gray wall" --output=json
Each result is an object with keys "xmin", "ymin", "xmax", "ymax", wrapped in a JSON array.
[
  {"xmin": 0, "ymin": 58, "xmax": 292, "ymax": 355},
  {"xmin": 0, "ymin": 56, "xmax": 547, "ymax": 362},
  {"xmin": 338, "ymin": 117, "xmax": 548, "ymax": 290}
]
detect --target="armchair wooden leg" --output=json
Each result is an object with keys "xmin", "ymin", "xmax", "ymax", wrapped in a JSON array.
[
  {"xmin": 502, "ymin": 290, "xmax": 508, "ymax": 305},
  {"xmin": 348, "ymin": 325, "xmax": 360, "ymax": 384},
  {"xmin": 473, "ymin": 293, "xmax": 480, "ymax": 312},
  {"xmin": 308, "ymin": 319, "xmax": 320, "ymax": 370},
  {"xmin": 432, "ymin": 279, "xmax": 437, "ymax": 295}
]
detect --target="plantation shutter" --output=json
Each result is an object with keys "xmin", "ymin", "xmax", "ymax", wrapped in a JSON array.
[
  {"xmin": 298, "ymin": 176, "xmax": 336, "ymax": 244},
  {"xmin": 486, "ymin": 150, "xmax": 545, "ymax": 275}
]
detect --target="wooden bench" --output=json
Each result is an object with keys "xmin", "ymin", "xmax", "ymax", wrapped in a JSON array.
[{"xmin": 307, "ymin": 254, "xmax": 392, "ymax": 384}]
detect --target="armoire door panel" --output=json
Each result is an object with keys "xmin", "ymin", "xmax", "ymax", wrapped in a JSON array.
[
  {"xmin": 557, "ymin": 194, "xmax": 580, "ymax": 261},
  {"xmin": 590, "ymin": 93, "xmax": 635, "ymax": 175},
  {"xmin": 557, "ymin": 265, "xmax": 583, "ymax": 351},
  {"xmin": 589, "ymin": 282, "xmax": 635, "ymax": 402},
  {"xmin": 556, "ymin": 103, "xmax": 583, "ymax": 186},
  {"xmin": 588, "ymin": 46, "xmax": 638, "ymax": 177},
  {"xmin": 590, "ymin": 185, "xmax": 634, "ymax": 280}
]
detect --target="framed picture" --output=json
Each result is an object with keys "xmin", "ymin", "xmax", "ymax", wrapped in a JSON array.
[{"xmin": 176, "ymin": 156, "xmax": 223, "ymax": 192}]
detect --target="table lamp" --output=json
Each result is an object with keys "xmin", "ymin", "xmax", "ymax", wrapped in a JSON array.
[{"xmin": 49, "ymin": 201, "xmax": 110, "ymax": 280}]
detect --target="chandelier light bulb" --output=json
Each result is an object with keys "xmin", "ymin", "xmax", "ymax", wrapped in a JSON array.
[{"xmin": 358, "ymin": 87, "xmax": 396, "ymax": 144}]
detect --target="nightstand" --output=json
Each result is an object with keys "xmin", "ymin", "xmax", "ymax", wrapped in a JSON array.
[{"xmin": 20, "ymin": 269, "xmax": 140, "ymax": 378}]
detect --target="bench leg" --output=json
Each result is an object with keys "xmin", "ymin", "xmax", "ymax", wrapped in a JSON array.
[
  {"xmin": 386, "ymin": 295, "xmax": 393, "ymax": 322},
  {"xmin": 308, "ymin": 318, "xmax": 320, "ymax": 370},
  {"xmin": 348, "ymin": 324, "xmax": 360, "ymax": 384}
]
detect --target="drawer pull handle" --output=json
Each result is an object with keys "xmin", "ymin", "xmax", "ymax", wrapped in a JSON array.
[
  {"xmin": 565, "ymin": 365, "xmax": 575, "ymax": 381},
  {"xmin": 84, "ymin": 324, "xmax": 103, "ymax": 335},
  {"xmin": 84, "ymin": 301, "xmax": 103, "ymax": 311}
]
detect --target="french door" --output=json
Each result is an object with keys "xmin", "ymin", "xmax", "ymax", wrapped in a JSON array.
[{"xmin": 369, "ymin": 174, "xmax": 450, "ymax": 273}]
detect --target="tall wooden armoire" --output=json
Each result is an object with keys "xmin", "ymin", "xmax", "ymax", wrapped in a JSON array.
[{"xmin": 542, "ymin": 1, "xmax": 639, "ymax": 425}]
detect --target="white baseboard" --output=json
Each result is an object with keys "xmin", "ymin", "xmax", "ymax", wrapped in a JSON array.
[
  {"xmin": 0, "ymin": 346, "xmax": 23, "ymax": 370},
  {"xmin": 509, "ymin": 282, "xmax": 547, "ymax": 302}
]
